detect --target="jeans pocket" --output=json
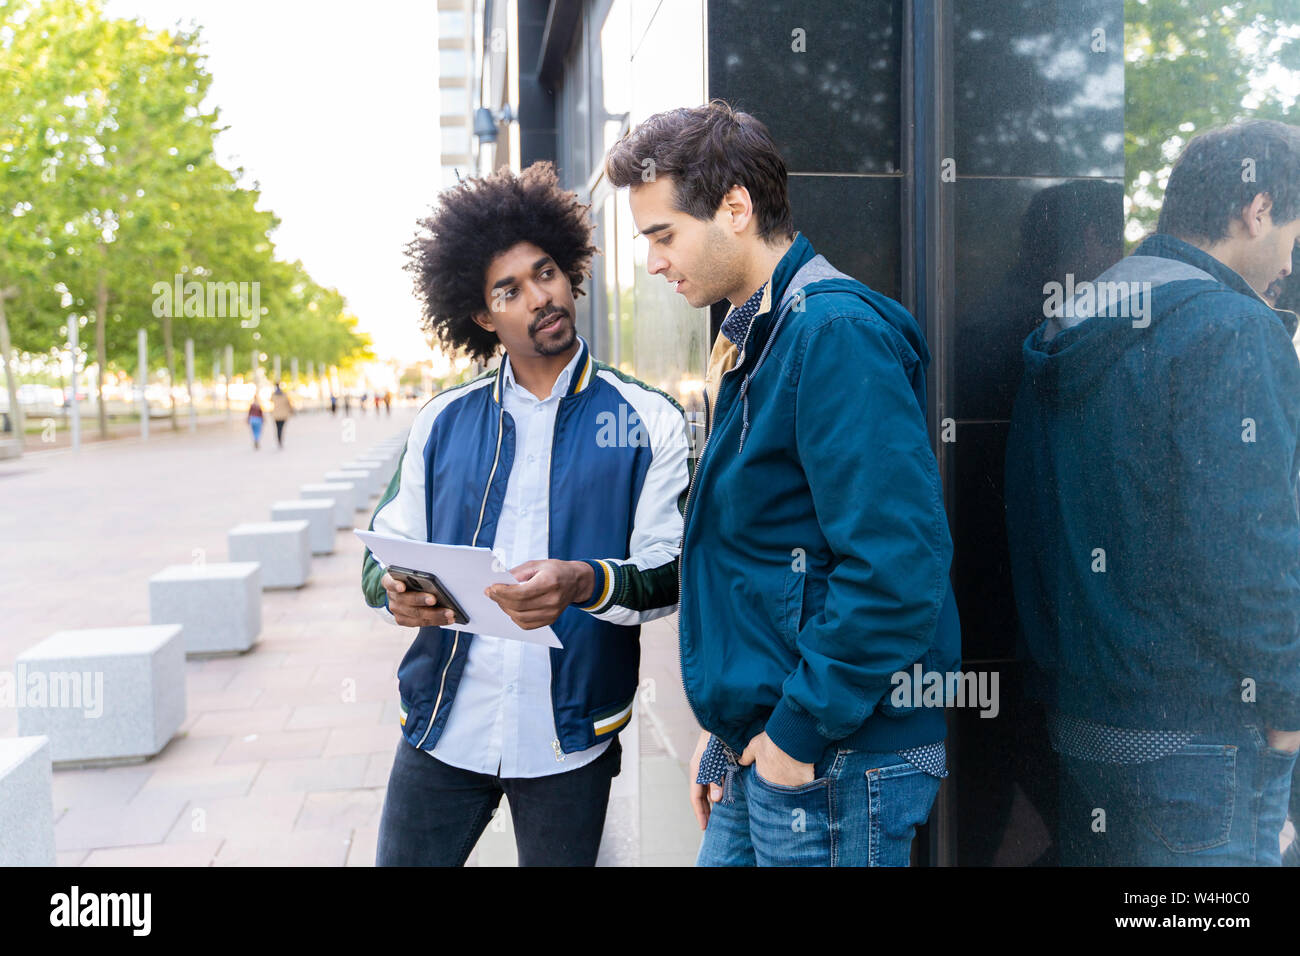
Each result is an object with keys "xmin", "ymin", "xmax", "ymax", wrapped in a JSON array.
[
  {"xmin": 745, "ymin": 765, "xmax": 831, "ymax": 866},
  {"xmin": 1135, "ymin": 744, "xmax": 1236, "ymax": 853},
  {"xmin": 751, "ymin": 765, "xmax": 828, "ymax": 795},
  {"xmin": 865, "ymin": 762, "xmax": 941, "ymax": 866}
]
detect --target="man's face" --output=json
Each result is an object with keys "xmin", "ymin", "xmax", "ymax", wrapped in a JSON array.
[
  {"xmin": 1235, "ymin": 202, "xmax": 1300, "ymax": 298},
  {"xmin": 627, "ymin": 175, "xmax": 746, "ymax": 308},
  {"xmin": 475, "ymin": 240, "xmax": 578, "ymax": 359}
]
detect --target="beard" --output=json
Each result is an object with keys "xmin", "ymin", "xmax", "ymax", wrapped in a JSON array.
[
  {"xmin": 689, "ymin": 222, "xmax": 746, "ymax": 308},
  {"xmin": 530, "ymin": 307, "xmax": 577, "ymax": 355}
]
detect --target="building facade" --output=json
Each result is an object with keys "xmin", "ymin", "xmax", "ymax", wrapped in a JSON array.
[{"xmin": 452, "ymin": 0, "xmax": 1131, "ymax": 866}]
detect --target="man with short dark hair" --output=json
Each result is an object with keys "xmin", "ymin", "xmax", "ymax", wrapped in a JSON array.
[
  {"xmin": 606, "ymin": 101, "xmax": 961, "ymax": 867},
  {"xmin": 1006, "ymin": 119, "xmax": 1300, "ymax": 865},
  {"xmin": 363, "ymin": 161, "xmax": 690, "ymax": 866}
]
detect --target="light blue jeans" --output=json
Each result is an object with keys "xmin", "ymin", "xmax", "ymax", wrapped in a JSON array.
[{"xmin": 696, "ymin": 747, "xmax": 942, "ymax": 867}]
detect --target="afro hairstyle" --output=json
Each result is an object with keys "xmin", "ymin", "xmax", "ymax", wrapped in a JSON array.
[{"xmin": 404, "ymin": 161, "xmax": 597, "ymax": 364}]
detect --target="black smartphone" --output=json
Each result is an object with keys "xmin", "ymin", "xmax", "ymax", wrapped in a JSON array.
[{"xmin": 386, "ymin": 565, "xmax": 470, "ymax": 625}]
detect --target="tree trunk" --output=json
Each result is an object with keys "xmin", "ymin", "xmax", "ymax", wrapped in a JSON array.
[
  {"xmin": 95, "ymin": 267, "xmax": 108, "ymax": 439},
  {"xmin": 0, "ymin": 287, "xmax": 23, "ymax": 448}
]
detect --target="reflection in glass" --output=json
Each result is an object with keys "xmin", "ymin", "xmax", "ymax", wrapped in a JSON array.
[
  {"xmin": 954, "ymin": 179, "xmax": 1124, "ymax": 421},
  {"xmin": 708, "ymin": 0, "xmax": 901, "ymax": 174},
  {"xmin": 953, "ymin": 0, "xmax": 1124, "ymax": 178},
  {"xmin": 617, "ymin": 0, "xmax": 709, "ymax": 413}
]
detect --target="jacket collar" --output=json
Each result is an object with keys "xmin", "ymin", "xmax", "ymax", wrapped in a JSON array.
[
  {"xmin": 1135, "ymin": 233, "xmax": 1300, "ymax": 335},
  {"xmin": 492, "ymin": 335, "xmax": 595, "ymax": 404},
  {"xmin": 735, "ymin": 232, "xmax": 816, "ymax": 358}
]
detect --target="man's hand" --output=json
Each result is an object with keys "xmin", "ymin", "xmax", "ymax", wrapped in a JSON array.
[
  {"xmin": 688, "ymin": 729, "xmax": 722, "ymax": 830},
  {"xmin": 381, "ymin": 572, "xmax": 458, "ymax": 629},
  {"xmin": 484, "ymin": 559, "xmax": 595, "ymax": 630},
  {"xmin": 1266, "ymin": 727, "xmax": 1300, "ymax": 753},
  {"xmin": 739, "ymin": 731, "xmax": 815, "ymax": 787}
]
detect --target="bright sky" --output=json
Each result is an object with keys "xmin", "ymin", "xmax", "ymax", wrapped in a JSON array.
[{"xmin": 104, "ymin": 0, "xmax": 442, "ymax": 364}]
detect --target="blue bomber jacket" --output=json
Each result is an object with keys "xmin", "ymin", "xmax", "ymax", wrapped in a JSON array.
[
  {"xmin": 1006, "ymin": 233, "xmax": 1300, "ymax": 732},
  {"xmin": 679, "ymin": 234, "xmax": 962, "ymax": 763},
  {"xmin": 361, "ymin": 338, "xmax": 691, "ymax": 754}
]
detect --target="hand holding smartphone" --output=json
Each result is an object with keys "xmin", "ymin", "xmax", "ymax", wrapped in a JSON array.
[{"xmin": 383, "ymin": 565, "xmax": 470, "ymax": 626}]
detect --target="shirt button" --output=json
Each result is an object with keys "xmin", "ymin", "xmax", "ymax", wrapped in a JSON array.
[{"xmin": 527, "ymin": 454, "xmax": 536, "ymax": 463}]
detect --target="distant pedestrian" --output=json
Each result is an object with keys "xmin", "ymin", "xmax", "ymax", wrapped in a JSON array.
[
  {"xmin": 373, "ymin": 393, "xmax": 382, "ymax": 413},
  {"xmin": 359, "ymin": 391, "xmax": 368, "ymax": 414},
  {"xmin": 330, "ymin": 393, "xmax": 338, "ymax": 415},
  {"xmin": 383, "ymin": 390, "xmax": 392, "ymax": 415},
  {"xmin": 247, "ymin": 397, "xmax": 264, "ymax": 450},
  {"xmin": 343, "ymin": 394, "xmax": 351, "ymax": 415},
  {"xmin": 270, "ymin": 382, "xmax": 294, "ymax": 449}
]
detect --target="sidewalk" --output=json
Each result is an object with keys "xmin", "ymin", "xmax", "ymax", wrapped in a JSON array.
[{"xmin": 0, "ymin": 403, "xmax": 701, "ymax": 866}]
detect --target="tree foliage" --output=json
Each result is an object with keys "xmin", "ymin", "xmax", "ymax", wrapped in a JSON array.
[{"xmin": 0, "ymin": 0, "xmax": 370, "ymax": 432}]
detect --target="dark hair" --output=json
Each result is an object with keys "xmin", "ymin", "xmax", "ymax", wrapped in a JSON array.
[
  {"xmin": 604, "ymin": 99, "xmax": 794, "ymax": 242},
  {"xmin": 1158, "ymin": 120, "xmax": 1300, "ymax": 242},
  {"xmin": 404, "ymin": 161, "xmax": 596, "ymax": 363}
]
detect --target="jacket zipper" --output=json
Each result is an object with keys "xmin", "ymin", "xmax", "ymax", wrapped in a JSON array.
[
  {"xmin": 418, "ymin": 400, "xmax": 506, "ymax": 749},
  {"xmin": 679, "ymin": 289, "xmax": 801, "ymax": 737},
  {"xmin": 677, "ymin": 351, "xmax": 747, "ymax": 729},
  {"xmin": 548, "ymin": 394, "xmax": 565, "ymax": 761}
]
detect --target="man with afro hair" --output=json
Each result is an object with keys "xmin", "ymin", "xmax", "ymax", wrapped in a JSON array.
[{"xmin": 362, "ymin": 161, "xmax": 691, "ymax": 866}]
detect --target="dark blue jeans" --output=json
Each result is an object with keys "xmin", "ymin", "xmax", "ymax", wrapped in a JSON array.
[
  {"xmin": 1058, "ymin": 724, "xmax": 1298, "ymax": 866},
  {"xmin": 375, "ymin": 736, "xmax": 621, "ymax": 866},
  {"xmin": 696, "ymin": 747, "xmax": 942, "ymax": 867}
]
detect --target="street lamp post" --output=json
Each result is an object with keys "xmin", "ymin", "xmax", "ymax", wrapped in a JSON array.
[
  {"xmin": 185, "ymin": 338, "xmax": 196, "ymax": 433},
  {"xmin": 138, "ymin": 328, "xmax": 149, "ymax": 441}
]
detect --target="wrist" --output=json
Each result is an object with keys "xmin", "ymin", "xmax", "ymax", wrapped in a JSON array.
[{"xmin": 568, "ymin": 560, "xmax": 596, "ymax": 605}]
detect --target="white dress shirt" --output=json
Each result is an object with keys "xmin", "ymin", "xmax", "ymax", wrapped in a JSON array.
[{"xmin": 427, "ymin": 346, "xmax": 611, "ymax": 777}]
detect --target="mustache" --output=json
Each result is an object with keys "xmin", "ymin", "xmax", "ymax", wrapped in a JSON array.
[{"xmin": 529, "ymin": 306, "xmax": 569, "ymax": 333}]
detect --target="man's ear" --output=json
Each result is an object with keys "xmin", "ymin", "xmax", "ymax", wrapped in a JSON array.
[
  {"xmin": 471, "ymin": 309, "xmax": 496, "ymax": 334},
  {"xmin": 719, "ymin": 184, "xmax": 754, "ymax": 236},
  {"xmin": 1244, "ymin": 192, "xmax": 1275, "ymax": 237}
]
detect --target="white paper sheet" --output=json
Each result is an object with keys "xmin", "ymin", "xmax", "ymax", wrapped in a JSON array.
[{"xmin": 355, "ymin": 529, "xmax": 561, "ymax": 648}]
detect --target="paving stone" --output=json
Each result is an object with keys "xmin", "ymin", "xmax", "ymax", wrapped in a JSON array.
[
  {"xmin": 51, "ymin": 765, "xmax": 152, "ymax": 811},
  {"xmin": 284, "ymin": 702, "xmax": 382, "ymax": 731},
  {"xmin": 295, "ymin": 789, "xmax": 382, "ymax": 831},
  {"xmin": 345, "ymin": 825, "xmax": 379, "ymax": 867},
  {"xmin": 82, "ymin": 839, "xmax": 224, "ymax": 867},
  {"xmin": 187, "ymin": 706, "xmax": 292, "ymax": 738},
  {"xmin": 137, "ymin": 762, "xmax": 261, "ymax": 801},
  {"xmin": 249, "ymin": 754, "xmax": 369, "ymax": 795},
  {"xmin": 165, "ymin": 791, "xmax": 305, "ymax": 843},
  {"xmin": 55, "ymin": 789, "xmax": 188, "ymax": 851},
  {"xmin": 216, "ymin": 729, "xmax": 328, "ymax": 764},
  {"xmin": 214, "ymin": 831, "xmax": 350, "ymax": 867},
  {"xmin": 321, "ymin": 724, "xmax": 403, "ymax": 758}
]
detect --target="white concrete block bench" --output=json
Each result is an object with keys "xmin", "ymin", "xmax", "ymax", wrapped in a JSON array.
[
  {"xmin": 228, "ymin": 521, "xmax": 311, "ymax": 589},
  {"xmin": 15, "ymin": 626, "xmax": 186, "ymax": 766},
  {"xmin": 0, "ymin": 736, "xmax": 56, "ymax": 865},
  {"xmin": 300, "ymin": 483, "xmax": 354, "ymax": 529},
  {"xmin": 149, "ymin": 563, "xmax": 262, "ymax": 656},
  {"xmin": 340, "ymin": 459, "xmax": 391, "ymax": 496},
  {"xmin": 271, "ymin": 499, "xmax": 335, "ymax": 555},
  {"xmin": 323, "ymin": 470, "xmax": 372, "ymax": 511}
]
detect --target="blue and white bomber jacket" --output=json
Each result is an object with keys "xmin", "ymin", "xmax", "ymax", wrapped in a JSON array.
[{"xmin": 361, "ymin": 338, "xmax": 691, "ymax": 755}]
